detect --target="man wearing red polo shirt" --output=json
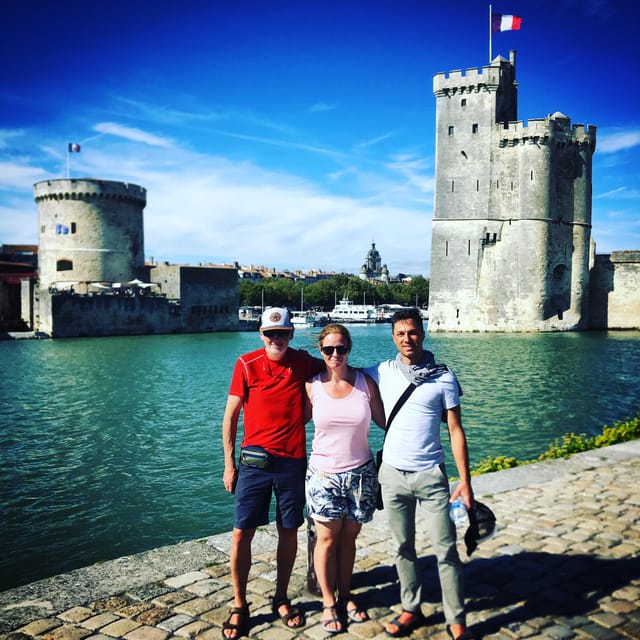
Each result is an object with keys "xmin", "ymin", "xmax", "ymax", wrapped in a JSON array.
[{"xmin": 221, "ymin": 307, "xmax": 323, "ymax": 639}]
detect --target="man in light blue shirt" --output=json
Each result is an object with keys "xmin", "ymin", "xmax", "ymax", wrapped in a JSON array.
[{"xmin": 365, "ymin": 308, "xmax": 475, "ymax": 640}]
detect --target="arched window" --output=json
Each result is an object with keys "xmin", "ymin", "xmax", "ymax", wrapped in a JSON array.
[{"xmin": 57, "ymin": 259, "xmax": 73, "ymax": 271}]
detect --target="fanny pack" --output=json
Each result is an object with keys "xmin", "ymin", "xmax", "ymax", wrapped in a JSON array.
[{"xmin": 239, "ymin": 446, "xmax": 272, "ymax": 470}]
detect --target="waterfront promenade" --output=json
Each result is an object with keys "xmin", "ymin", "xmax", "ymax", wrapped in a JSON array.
[{"xmin": 2, "ymin": 441, "xmax": 639, "ymax": 640}]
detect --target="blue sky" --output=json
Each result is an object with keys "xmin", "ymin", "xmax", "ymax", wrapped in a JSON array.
[{"xmin": 1, "ymin": 0, "xmax": 639, "ymax": 276}]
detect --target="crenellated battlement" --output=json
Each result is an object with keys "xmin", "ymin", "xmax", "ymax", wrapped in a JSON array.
[
  {"xmin": 34, "ymin": 178, "xmax": 147, "ymax": 206},
  {"xmin": 433, "ymin": 54, "xmax": 514, "ymax": 96},
  {"xmin": 496, "ymin": 115, "xmax": 596, "ymax": 149}
]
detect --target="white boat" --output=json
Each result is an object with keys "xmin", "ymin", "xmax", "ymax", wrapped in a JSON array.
[
  {"xmin": 291, "ymin": 311, "xmax": 319, "ymax": 328},
  {"xmin": 329, "ymin": 298, "xmax": 377, "ymax": 324}
]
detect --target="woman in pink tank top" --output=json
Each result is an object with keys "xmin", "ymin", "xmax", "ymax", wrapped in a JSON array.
[{"xmin": 305, "ymin": 324, "xmax": 385, "ymax": 634}]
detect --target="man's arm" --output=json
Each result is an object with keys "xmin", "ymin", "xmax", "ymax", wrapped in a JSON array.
[
  {"xmin": 221, "ymin": 394, "xmax": 243, "ymax": 493},
  {"xmin": 446, "ymin": 405, "xmax": 474, "ymax": 509}
]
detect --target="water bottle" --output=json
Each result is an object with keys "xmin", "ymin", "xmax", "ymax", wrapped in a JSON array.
[{"xmin": 449, "ymin": 500, "xmax": 468, "ymax": 528}]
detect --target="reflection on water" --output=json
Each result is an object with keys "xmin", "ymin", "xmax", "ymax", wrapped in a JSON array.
[{"xmin": 2, "ymin": 328, "xmax": 639, "ymax": 590}]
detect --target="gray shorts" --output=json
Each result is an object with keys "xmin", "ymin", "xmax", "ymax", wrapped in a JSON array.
[{"xmin": 305, "ymin": 458, "xmax": 378, "ymax": 524}]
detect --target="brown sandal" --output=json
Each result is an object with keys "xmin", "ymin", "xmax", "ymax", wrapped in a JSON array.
[
  {"xmin": 222, "ymin": 603, "xmax": 250, "ymax": 639},
  {"xmin": 271, "ymin": 596, "xmax": 305, "ymax": 629}
]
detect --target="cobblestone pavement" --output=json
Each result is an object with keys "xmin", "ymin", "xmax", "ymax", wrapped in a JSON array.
[{"xmin": 2, "ymin": 441, "xmax": 639, "ymax": 640}]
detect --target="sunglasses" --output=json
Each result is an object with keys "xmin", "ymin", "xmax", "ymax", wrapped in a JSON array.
[
  {"xmin": 263, "ymin": 330, "xmax": 291, "ymax": 339},
  {"xmin": 320, "ymin": 345, "xmax": 349, "ymax": 356}
]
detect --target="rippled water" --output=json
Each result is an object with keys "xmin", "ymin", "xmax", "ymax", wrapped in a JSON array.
[{"xmin": 2, "ymin": 327, "xmax": 639, "ymax": 591}]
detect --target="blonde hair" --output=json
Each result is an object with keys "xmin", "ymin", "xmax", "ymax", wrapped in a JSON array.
[{"xmin": 317, "ymin": 323, "xmax": 352, "ymax": 351}]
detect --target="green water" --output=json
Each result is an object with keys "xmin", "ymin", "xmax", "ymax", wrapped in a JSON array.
[{"xmin": 1, "ymin": 327, "xmax": 639, "ymax": 591}]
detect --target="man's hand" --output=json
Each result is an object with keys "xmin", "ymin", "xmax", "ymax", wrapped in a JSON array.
[{"xmin": 223, "ymin": 465, "xmax": 237, "ymax": 493}]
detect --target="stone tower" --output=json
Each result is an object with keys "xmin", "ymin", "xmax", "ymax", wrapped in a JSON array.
[
  {"xmin": 35, "ymin": 178, "xmax": 147, "ymax": 289},
  {"xmin": 428, "ymin": 52, "xmax": 596, "ymax": 331}
]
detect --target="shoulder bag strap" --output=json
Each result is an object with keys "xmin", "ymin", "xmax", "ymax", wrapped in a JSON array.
[{"xmin": 382, "ymin": 382, "xmax": 418, "ymax": 443}]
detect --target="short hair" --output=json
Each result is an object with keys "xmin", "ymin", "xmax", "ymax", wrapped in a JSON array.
[
  {"xmin": 390, "ymin": 307, "xmax": 424, "ymax": 331},
  {"xmin": 317, "ymin": 323, "xmax": 352, "ymax": 351}
]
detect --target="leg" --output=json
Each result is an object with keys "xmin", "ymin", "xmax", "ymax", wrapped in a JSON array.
[
  {"xmin": 381, "ymin": 465, "xmax": 421, "ymax": 612},
  {"xmin": 379, "ymin": 464, "xmax": 424, "ymax": 637},
  {"xmin": 314, "ymin": 519, "xmax": 343, "ymax": 633},
  {"xmin": 224, "ymin": 527, "xmax": 255, "ymax": 639},
  {"xmin": 272, "ymin": 523, "xmax": 305, "ymax": 628},
  {"xmin": 417, "ymin": 466, "xmax": 466, "ymax": 629},
  {"xmin": 335, "ymin": 519, "xmax": 368, "ymax": 622}
]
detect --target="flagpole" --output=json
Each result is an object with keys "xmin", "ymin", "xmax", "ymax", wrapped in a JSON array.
[
  {"xmin": 489, "ymin": 4, "xmax": 492, "ymax": 64},
  {"xmin": 66, "ymin": 144, "xmax": 70, "ymax": 179}
]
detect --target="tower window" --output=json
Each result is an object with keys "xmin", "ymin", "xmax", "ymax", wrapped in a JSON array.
[
  {"xmin": 445, "ymin": 241, "xmax": 449, "ymax": 257},
  {"xmin": 476, "ymin": 179, "xmax": 480, "ymax": 192},
  {"xmin": 472, "ymin": 123, "xmax": 478, "ymax": 133},
  {"xmin": 57, "ymin": 259, "xmax": 73, "ymax": 271},
  {"xmin": 448, "ymin": 126, "xmax": 454, "ymax": 136},
  {"xmin": 451, "ymin": 180, "xmax": 455, "ymax": 192},
  {"xmin": 468, "ymin": 240, "xmax": 471, "ymax": 256},
  {"xmin": 461, "ymin": 99, "xmax": 467, "ymax": 107},
  {"xmin": 71, "ymin": 222, "xmax": 77, "ymax": 233},
  {"xmin": 531, "ymin": 170, "xmax": 534, "ymax": 180}
]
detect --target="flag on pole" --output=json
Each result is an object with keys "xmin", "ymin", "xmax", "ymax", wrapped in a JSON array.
[
  {"xmin": 492, "ymin": 13, "xmax": 522, "ymax": 32},
  {"xmin": 68, "ymin": 143, "xmax": 81, "ymax": 152}
]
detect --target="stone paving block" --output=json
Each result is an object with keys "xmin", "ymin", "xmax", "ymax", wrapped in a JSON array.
[
  {"xmin": 90, "ymin": 597, "xmax": 132, "ymax": 613},
  {"xmin": 134, "ymin": 608, "xmax": 173, "ymax": 627},
  {"xmin": 183, "ymin": 579, "xmax": 224, "ymax": 597},
  {"xmin": 172, "ymin": 619, "xmax": 211, "ymax": 637},
  {"xmin": 156, "ymin": 614, "xmax": 193, "ymax": 632},
  {"xmin": 58, "ymin": 608, "xmax": 95, "ymax": 624},
  {"xmin": 151, "ymin": 591, "xmax": 195, "ymax": 609},
  {"xmin": 81, "ymin": 613, "xmax": 121, "ymax": 631},
  {"xmin": 17, "ymin": 618, "xmax": 61, "ymax": 636},
  {"xmin": 114, "ymin": 603, "xmax": 152, "ymax": 620},
  {"xmin": 163, "ymin": 571, "xmax": 210, "ymax": 589},
  {"xmin": 587, "ymin": 612, "xmax": 625, "ymax": 629},
  {"xmin": 123, "ymin": 584, "xmax": 172, "ymax": 602},
  {"xmin": 44, "ymin": 624, "xmax": 93, "ymax": 640},
  {"xmin": 99, "ymin": 618, "xmax": 141, "ymax": 637},
  {"xmin": 173, "ymin": 597, "xmax": 216, "ymax": 617},
  {"xmin": 122, "ymin": 625, "xmax": 169, "ymax": 640}
]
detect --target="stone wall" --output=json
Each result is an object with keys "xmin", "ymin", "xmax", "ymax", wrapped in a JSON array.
[{"xmin": 589, "ymin": 251, "xmax": 640, "ymax": 330}]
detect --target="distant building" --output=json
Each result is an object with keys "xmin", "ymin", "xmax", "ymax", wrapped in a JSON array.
[
  {"xmin": 428, "ymin": 51, "xmax": 639, "ymax": 332},
  {"xmin": 18, "ymin": 178, "xmax": 240, "ymax": 338},
  {"xmin": 359, "ymin": 242, "xmax": 389, "ymax": 284}
]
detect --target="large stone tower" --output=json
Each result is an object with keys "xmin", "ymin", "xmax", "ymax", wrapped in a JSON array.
[
  {"xmin": 428, "ymin": 52, "xmax": 596, "ymax": 331},
  {"xmin": 35, "ymin": 178, "xmax": 147, "ymax": 289}
]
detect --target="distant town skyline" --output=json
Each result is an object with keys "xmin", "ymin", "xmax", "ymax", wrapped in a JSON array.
[{"xmin": 1, "ymin": 0, "xmax": 639, "ymax": 275}]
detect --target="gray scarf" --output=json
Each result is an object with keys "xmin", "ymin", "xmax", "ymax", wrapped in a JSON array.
[{"xmin": 395, "ymin": 350, "xmax": 462, "ymax": 395}]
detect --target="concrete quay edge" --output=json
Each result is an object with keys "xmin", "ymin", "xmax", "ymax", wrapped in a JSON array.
[{"xmin": 2, "ymin": 440, "xmax": 639, "ymax": 639}]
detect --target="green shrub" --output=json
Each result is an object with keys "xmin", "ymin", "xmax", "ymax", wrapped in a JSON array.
[{"xmin": 469, "ymin": 408, "xmax": 640, "ymax": 476}]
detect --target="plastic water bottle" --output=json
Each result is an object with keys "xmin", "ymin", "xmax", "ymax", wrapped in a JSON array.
[{"xmin": 449, "ymin": 500, "xmax": 468, "ymax": 528}]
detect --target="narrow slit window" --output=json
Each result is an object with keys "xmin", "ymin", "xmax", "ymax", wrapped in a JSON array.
[
  {"xmin": 445, "ymin": 240, "xmax": 449, "ymax": 257},
  {"xmin": 468, "ymin": 240, "xmax": 471, "ymax": 255},
  {"xmin": 451, "ymin": 180, "xmax": 455, "ymax": 192},
  {"xmin": 461, "ymin": 98, "xmax": 467, "ymax": 107},
  {"xmin": 472, "ymin": 123, "xmax": 478, "ymax": 133},
  {"xmin": 448, "ymin": 125, "xmax": 454, "ymax": 136}
]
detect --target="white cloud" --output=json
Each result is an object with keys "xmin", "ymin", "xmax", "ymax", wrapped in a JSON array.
[
  {"xmin": 597, "ymin": 128, "xmax": 640, "ymax": 154},
  {"xmin": 309, "ymin": 102, "xmax": 337, "ymax": 113},
  {"xmin": 94, "ymin": 122, "xmax": 174, "ymax": 148}
]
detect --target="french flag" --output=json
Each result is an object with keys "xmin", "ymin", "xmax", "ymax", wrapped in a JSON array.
[
  {"xmin": 68, "ymin": 143, "xmax": 81, "ymax": 152},
  {"xmin": 492, "ymin": 13, "xmax": 522, "ymax": 33}
]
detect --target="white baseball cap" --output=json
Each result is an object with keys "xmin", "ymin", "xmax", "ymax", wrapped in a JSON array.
[{"xmin": 260, "ymin": 307, "xmax": 293, "ymax": 331}]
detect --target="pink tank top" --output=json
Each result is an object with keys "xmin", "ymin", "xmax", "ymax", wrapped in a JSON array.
[{"xmin": 308, "ymin": 370, "xmax": 373, "ymax": 473}]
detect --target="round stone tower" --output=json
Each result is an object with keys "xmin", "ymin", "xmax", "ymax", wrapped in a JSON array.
[{"xmin": 34, "ymin": 178, "xmax": 147, "ymax": 288}]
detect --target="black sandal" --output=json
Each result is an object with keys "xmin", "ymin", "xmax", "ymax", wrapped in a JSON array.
[
  {"xmin": 222, "ymin": 603, "xmax": 250, "ymax": 639},
  {"xmin": 337, "ymin": 597, "xmax": 369, "ymax": 623},
  {"xmin": 271, "ymin": 596, "xmax": 305, "ymax": 629},
  {"xmin": 385, "ymin": 610, "xmax": 425, "ymax": 638}
]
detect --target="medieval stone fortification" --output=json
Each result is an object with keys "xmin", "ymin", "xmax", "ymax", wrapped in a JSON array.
[
  {"xmin": 428, "ymin": 51, "xmax": 639, "ymax": 332},
  {"xmin": 27, "ymin": 178, "xmax": 239, "ymax": 338}
]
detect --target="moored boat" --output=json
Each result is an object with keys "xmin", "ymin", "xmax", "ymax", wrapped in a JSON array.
[{"xmin": 329, "ymin": 298, "xmax": 377, "ymax": 324}]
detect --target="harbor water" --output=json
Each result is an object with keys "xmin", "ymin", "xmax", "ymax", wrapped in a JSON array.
[{"xmin": 2, "ymin": 326, "xmax": 640, "ymax": 592}]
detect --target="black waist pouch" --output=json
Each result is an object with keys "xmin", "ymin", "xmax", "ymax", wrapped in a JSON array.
[{"xmin": 239, "ymin": 446, "xmax": 273, "ymax": 470}]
